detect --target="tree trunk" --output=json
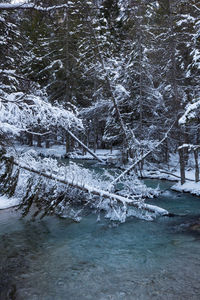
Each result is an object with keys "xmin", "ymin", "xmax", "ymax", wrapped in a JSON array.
[
  {"xmin": 93, "ymin": 134, "xmax": 97, "ymax": 153},
  {"xmin": 45, "ymin": 139, "xmax": 50, "ymax": 149},
  {"xmin": 83, "ymin": 135, "xmax": 87, "ymax": 155},
  {"xmin": 164, "ymin": 140, "xmax": 169, "ymax": 165},
  {"xmin": 37, "ymin": 135, "xmax": 42, "ymax": 147},
  {"xmin": 65, "ymin": 132, "xmax": 70, "ymax": 154},
  {"xmin": 121, "ymin": 145, "xmax": 128, "ymax": 165},
  {"xmin": 179, "ymin": 148, "xmax": 185, "ymax": 185},
  {"xmin": 139, "ymin": 149, "xmax": 144, "ymax": 173},
  {"xmin": 194, "ymin": 149, "xmax": 199, "ymax": 183},
  {"xmin": 27, "ymin": 132, "xmax": 33, "ymax": 146}
]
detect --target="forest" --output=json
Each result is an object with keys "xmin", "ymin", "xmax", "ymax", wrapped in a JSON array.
[
  {"xmin": 1, "ymin": 1, "xmax": 200, "ymax": 299},
  {"xmin": 0, "ymin": 0, "xmax": 200, "ymax": 222}
]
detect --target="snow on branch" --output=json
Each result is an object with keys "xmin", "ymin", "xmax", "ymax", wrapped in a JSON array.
[
  {"xmin": 0, "ymin": 149, "xmax": 169, "ymax": 222},
  {"xmin": 179, "ymin": 98, "xmax": 200, "ymax": 125},
  {"xmin": 193, "ymin": 4, "xmax": 200, "ymax": 12},
  {"xmin": 15, "ymin": 155, "xmax": 169, "ymax": 221},
  {"xmin": 0, "ymin": 92, "xmax": 105, "ymax": 163},
  {"xmin": 178, "ymin": 144, "xmax": 200, "ymax": 151},
  {"xmin": 0, "ymin": 3, "xmax": 69, "ymax": 11},
  {"xmin": 0, "ymin": 92, "xmax": 83, "ymax": 136}
]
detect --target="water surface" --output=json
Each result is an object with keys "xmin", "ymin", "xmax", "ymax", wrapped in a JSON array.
[{"xmin": 0, "ymin": 180, "xmax": 200, "ymax": 300}]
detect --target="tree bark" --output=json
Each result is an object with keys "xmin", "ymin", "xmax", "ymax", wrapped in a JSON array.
[
  {"xmin": 194, "ymin": 149, "xmax": 199, "ymax": 182},
  {"xmin": 37, "ymin": 135, "xmax": 42, "ymax": 148},
  {"xmin": 27, "ymin": 132, "xmax": 33, "ymax": 146},
  {"xmin": 178, "ymin": 148, "xmax": 185, "ymax": 185},
  {"xmin": 65, "ymin": 132, "xmax": 71, "ymax": 154},
  {"xmin": 45, "ymin": 139, "xmax": 50, "ymax": 149}
]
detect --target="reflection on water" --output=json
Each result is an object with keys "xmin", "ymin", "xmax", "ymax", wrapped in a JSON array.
[{"xmin": 0, "ymin": 181, "xmax": 200, "ymax": 300}]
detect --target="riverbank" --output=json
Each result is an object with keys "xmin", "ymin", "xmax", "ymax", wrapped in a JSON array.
[
  {"xmin": 141, "ymin": 155, "xmax": 200, "ymax": 196},
  {"xmin": 143, "ymin": 170, "xmax": 200, "ymax": 196}
]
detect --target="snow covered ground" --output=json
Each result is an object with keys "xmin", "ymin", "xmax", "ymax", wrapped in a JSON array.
[
  {"xmin": 16, "ymin": 144, "xmax": 67, "ymax": 158},
  {"xmin": 15, "ymin": 144, "xmax": 121, "ymax": 162},
  {"xmin": 0, "ymin": 195, "xmax": 20, "ymax": 210},
  {"xmin": 172, "ymin": 181, "xmax": 200, "ymax": 196},
  {"xmin": 142, "ymin": 153, "xmax": 200, "ymax": 196},
  {"xmin": 70, "ymin": 148, "xmax": 121, "ymax": 162}
]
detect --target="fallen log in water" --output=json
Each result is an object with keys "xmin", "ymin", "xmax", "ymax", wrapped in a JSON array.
[{"xmin": 11, "ymin": 158, "xmax": 169, "ymax": 218}]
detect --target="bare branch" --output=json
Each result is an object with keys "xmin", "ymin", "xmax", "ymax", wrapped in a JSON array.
[
  {"xmin": 109, "ymin": 120, "xmax": 176, "ymax": 189},
  {"xmin": 23, "ymin": 130, "xmax": 51, "ymax": 136}
]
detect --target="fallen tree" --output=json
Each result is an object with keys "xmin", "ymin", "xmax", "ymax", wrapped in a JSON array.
[
  {"xmin": 109, "ymin": 121, "xmax": 176, "ymax": 190},
  {"xmin": 142, "ymin": 167, "xmax": 195, "ymax": 182},
  {"xmin": 0, "ymin": 149, "xmax": 169, "ymax": 222},
  {"xmin": 66, "ymin": 129, "xmax": 104, "ymax": 163}
]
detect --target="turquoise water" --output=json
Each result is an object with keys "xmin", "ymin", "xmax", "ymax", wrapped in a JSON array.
[{"xmin": 0, "ymin": 182, "xmax": 200, "ymax": 300}]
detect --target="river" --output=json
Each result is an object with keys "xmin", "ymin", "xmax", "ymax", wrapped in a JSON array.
[{"xmin": 0, "ymin": 161, "xmax": 200, "ymax": 299}]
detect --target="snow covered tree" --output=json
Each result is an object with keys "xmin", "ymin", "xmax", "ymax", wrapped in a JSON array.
[
  {"xmin": 0, "ymin": 6, "xmax": 27, "ymax": 95},
  {"xmin": 156, "ymin": 0, "xmax": 200, "ymax": 149}
]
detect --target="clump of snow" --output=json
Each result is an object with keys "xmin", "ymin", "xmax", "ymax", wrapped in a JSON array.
[
  {"xmin": 0, "ymin": 195, "xmax": 20, "ymax": 209},
  {"xmin": 142, "ymin": 170, "xmax": 177, "ymax": 181},
  {"xmin": 115, "ymin": 84, "xmax": 130, "ymax": 97},
  {"xmin": 172, "ymin": 181, "xmax": 200, "ymax": 196},
  {"xmin": 176, "ymin": 14, "xmax": 195, "ymax": 27},
  {"xmin": 0, "ymin": 121, "xmax": 21, "ymax": 136}
]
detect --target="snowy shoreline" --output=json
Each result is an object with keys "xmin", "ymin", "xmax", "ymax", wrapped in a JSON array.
[
  {"xmin": 142, "ymin": 170, "xmax": 200, "ymax": 196},
  {"xmin": 141, "ymin": 166, "xmax": 200, "ymax": 196},
  {"xmin": 0, "ymin": 195, "xmax": 20, "ymax": 210}
]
